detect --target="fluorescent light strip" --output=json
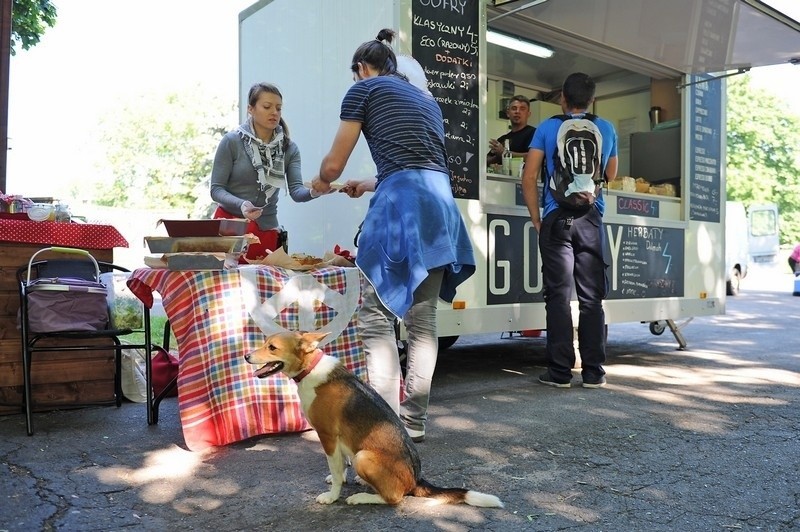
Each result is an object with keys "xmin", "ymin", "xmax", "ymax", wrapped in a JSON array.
[{"xmin": 487, "ymin": 30, "xmax": 554, "ymax": 59}]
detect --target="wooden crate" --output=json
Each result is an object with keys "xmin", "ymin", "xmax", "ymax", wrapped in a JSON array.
[{"xmin": 0, "ymin": 243, "xmax": 117, "ymax": 415}]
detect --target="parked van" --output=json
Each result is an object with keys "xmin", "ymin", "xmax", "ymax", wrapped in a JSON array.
[
  {"xmin": 725, "ymin": 201, "xmax": 749, "ymax": 296},
  {"xmin": 748, "ymin": 203, "xmax": 780, "ymax": 263}
]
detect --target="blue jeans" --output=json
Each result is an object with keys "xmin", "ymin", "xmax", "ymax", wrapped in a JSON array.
[
  {"xmin": 539, "ymin": 207, "xmax": 608, "ymax": 382},
  {"xmin": 358, "ymin": 268, "xmax": 444, "ymax": 432}
]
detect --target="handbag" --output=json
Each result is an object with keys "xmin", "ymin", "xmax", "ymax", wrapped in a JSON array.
[{"xmin": 151, "ymin": 346, "xmax": 179, "ymax": 397}]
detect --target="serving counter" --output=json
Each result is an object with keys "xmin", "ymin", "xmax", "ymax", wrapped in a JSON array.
[
  {"xmin": 0, "ymin": 218, "xmax": 129, "ymax": 415},
  {"xmin": 127, "ymin": 264, "xmax": 365, "ymax": 451}
]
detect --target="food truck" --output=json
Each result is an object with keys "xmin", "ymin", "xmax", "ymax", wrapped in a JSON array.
[{"xmin": 239, "ymin": 0, "xmax": 800, "ymax": 348}]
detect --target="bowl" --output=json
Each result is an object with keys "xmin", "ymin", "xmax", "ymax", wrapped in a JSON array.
[{"xmin": 27, "ymin": 203, "xmax": 56, "ymax": 222}]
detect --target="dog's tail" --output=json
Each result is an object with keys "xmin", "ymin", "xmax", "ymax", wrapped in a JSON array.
[{"xmin": 412, "ymin": 479, "xmax": 504, "ymax": 508}]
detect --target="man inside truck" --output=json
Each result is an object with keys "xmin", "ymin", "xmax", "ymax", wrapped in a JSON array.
[{"xmin": 486, "ymin": 95, "xmax": 535, "ymax": 167}]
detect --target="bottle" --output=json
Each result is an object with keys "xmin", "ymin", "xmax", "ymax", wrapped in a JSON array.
[{"xmin": 501, "ymin": 139, "xmax": 512, "ymax": 176}]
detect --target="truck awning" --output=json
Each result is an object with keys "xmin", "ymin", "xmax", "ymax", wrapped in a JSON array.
[{"xmin": 487, "ymin": 0, "xmax": 800, "ymax": 79}]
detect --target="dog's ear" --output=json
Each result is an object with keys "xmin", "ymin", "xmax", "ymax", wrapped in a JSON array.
[{"xmin": 299, "ymin": 330, "xmax": 329, "ymax": 352}]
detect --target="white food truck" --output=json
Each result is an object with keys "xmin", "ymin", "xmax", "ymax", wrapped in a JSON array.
[{"xmin": 238, "ymin": 0, "xmax": 800, "ymax": 349}]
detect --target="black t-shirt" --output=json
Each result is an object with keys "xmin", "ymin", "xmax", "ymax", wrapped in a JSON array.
[{"xmin": 488, "ymin": 125, "xmax": 536, "ymax": 164}]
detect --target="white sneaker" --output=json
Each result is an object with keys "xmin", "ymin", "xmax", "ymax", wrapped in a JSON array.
[{"xmin": 405, "ymin": 427, "xmax": 425, "ymax": 443}]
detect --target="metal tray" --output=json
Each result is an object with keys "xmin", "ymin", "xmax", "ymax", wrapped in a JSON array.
[
  {"xmin": 145, "ymin": 236, "xmax": 248, "ymax": 254},
  {"xmin": 159, "ymin": 219, "xmax": 249, "ymax": 237}
]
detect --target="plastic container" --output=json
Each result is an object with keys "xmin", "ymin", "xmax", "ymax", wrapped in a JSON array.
[{"xmin": 27, "ymin": 203, "xmax": 56, "ymax": 222}]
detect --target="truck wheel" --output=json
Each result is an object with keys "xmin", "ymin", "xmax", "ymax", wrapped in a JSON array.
[
  {"xmin": 438, "ymin": 336, "xmax": 459, "ymax": 351},
  {"xmin": 726, "ymin": 269, "xmax": 741, "ymax": 296},
  {"xmin": 649, "ymin": 321, "xmax": 666, "ymax": 335}
]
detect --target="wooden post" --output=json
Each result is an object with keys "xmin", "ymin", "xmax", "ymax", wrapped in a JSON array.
[{"xmin": 0, "ymin": 0, "xmax": 11, "ymax": 193}]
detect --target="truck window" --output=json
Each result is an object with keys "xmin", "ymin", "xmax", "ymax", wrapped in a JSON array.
[{"xmin": 750, "ymin": 209, "xmax": 777, "ymax": 237}]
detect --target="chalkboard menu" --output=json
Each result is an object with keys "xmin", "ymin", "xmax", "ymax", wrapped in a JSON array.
[
  {"xmin": 412, "ymin": 0, "xmax": 479, "ymax": 200},
  {"xmin": 693, "ymin": 0, "xmax": 735, "ymax": 72},
  {"xmin": 688, "ymin": 73, "xmax": 722, "ymax": 222},
  {"xmin": 605, "ymin": 223, "xmax": 685, "ymax": 299}
]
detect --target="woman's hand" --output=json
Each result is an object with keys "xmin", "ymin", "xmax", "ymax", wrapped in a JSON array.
[
  {"xmin": 340, "ymin": 178, "xmax": 376, "ymax": 198},
  {"xmin": 240, "ymin": 200, "xmax": 263, "ymax": 220},
  {"xmin": 308, "ymin": 179, "xmax": 337, "ymax": 198},
  {"xmin": 311, "ymin": 175, "xmax": 333, "ymax": 196}
]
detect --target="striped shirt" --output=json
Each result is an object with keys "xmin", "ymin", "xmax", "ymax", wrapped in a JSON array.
[{"xmin": 340, "ymin": 75, "xmax": 448, "ymax": 183}]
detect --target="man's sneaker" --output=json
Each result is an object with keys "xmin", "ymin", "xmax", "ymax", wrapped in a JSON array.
[
  {"xmin": 582, "ymin": 376, "xmax": 607, "ymax": 388},
  {"xmin": 405, "ymin": 427, "xmax": 425, "ymax": 443},
  {"xmin": 537, "ymin": 372, "xmax": 571, "ymax": 388}
]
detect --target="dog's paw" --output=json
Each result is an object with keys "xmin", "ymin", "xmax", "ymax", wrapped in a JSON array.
[
  {"xmin": 325, "ymin": 473, "xmax": 349, "ymax": 485},
  {"xmin": 354, "ymin": 474, "xmax": 367, "ymax": 486},
  {"xmin": 316, "ymin": 491, "xmax": 339, "ymax": 504},
  {"xmin": 346, "ymin": 492, "xmax": 386, "ymax": 505}
]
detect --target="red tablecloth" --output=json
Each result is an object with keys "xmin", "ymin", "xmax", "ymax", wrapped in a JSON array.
[
  {"xmin": 0, "ymin": 219, "xmax": 128, "ymax": 248},
  {"xmin": 127, "ymin": 265, "xmax": 364, "ymax": 451}
]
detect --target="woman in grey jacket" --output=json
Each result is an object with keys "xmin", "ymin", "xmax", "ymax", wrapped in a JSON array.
[{"xmin": 210, "ymin": 82, "xmax": 320, "ymax": 259}]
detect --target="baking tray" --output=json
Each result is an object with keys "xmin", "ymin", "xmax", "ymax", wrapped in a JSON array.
[
  {"xmin": 165, "ymin": 253, "xmax": 240, "ymax": 271},
  {"xmin": 159, "ymin": 219, "xmax": 250, "ymax": 237},
  {"xmin": 145, "ymin": 236, "xmax": 248, "ymax": 254}
]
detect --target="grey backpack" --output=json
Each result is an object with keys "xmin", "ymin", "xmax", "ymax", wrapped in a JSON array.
[{"xmin": 548, "ymin": 113, "xmax": 604, "ymax": 210}]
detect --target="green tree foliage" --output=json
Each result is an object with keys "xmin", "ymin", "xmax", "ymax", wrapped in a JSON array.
[
  {"xmin": 10, "ymin": 0, "xmax": 57, "ymax": 55},
  {"xmin": 727, "ymin": 74, "xmax": 800, "ymax": 244},
  {"xmin": 92, "ymin": 89, "xmax": 234, "ymax": 212}
]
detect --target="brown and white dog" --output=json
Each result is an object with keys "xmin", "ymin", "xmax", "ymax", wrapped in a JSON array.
[{"xmin": 244, "ymin": 330, "xmax": 503, "ymax": 507}]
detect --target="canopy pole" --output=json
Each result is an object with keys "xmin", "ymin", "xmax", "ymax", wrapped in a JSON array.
[{"xmin": 676, "ymin": 67, "xmax": 750, "ymax": 90}]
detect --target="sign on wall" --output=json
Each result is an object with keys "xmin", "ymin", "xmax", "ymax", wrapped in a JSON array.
[
  {"xmin": 688, "ymin": 74, "xmax": 723, "ymax": 222},
  {"xmin": 412, "ymin": 0, "xmax": 480, "ymax": 200}
]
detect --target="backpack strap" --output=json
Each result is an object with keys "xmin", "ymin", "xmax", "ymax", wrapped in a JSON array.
[{"xmin": 552, "ymin": 112, "xmax": 597, "ymax": 121}]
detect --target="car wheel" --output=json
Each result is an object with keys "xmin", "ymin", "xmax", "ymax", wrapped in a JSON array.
[{"xmin": 726, "ymin": 269, "xmax": 741, "ymax": 296}]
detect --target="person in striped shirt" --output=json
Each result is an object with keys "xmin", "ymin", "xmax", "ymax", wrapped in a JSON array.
[{"xmin": 312, "ymin": 28, "xmax": 475, "ymax": 443}]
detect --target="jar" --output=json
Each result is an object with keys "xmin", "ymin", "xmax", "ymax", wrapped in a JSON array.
[
  {"xmin": 9, "ymin": 195, "xmax": 24, "ymax": 213},
  {"xmin": 55, "ymin": 203, "xmax": 71, "ymax": 223}
]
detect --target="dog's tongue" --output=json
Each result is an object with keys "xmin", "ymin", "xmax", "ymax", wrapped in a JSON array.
[{"xmin": 254, "ymin": 361, "xmax": 283, "ymax": 378}]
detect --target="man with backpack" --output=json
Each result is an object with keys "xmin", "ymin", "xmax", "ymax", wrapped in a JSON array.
[{"xmin": 521, "ymin": 72, "xmax": 618, "ymax": 389}]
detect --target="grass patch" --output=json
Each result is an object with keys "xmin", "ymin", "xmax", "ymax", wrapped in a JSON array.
[{"xmin": 125, "ymin": 315, "xmax": 177, "ymax": 348}]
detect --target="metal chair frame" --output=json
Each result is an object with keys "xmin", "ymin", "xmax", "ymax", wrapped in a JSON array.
[{"xmin": 16, "ymin": 247, "xmax": 159, "ymax": 435}]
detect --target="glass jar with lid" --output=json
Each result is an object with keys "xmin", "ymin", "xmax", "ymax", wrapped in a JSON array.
[{"xmin": 54, "ymin": 203, "xmax": 71, "ymax": 223}]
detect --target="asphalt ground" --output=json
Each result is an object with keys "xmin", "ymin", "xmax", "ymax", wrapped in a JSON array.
[{"xmin": 1, "ymin": 262, "xmax": 798, "ymax": 531}]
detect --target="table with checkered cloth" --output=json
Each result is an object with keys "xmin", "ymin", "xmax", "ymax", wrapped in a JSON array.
[{"xmin": 127, "ymin": 265, "xmax": 364, "ymax": 451}]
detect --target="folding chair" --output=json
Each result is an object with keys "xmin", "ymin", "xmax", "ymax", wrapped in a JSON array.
[{"xmin": 16, "ymin": 246, "xmax": 155, "ymax": 435}]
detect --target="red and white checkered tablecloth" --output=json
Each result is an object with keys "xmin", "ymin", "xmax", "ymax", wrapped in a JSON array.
[
  {"xmin": 0, "ymin": 219, "xmax": 128, "ymax": 248},
  {"xmin": 128, "ymin": 265, "xmax": 364, "ymax": 451}
]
